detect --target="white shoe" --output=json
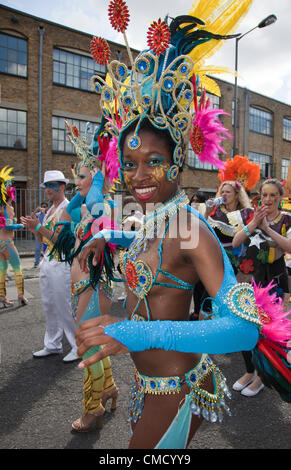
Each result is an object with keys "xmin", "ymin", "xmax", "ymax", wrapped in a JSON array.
[
  {"xmin": 118, "ymin": 293, "xmax": 126, "ymax": 301},
  {"xmin": 63, "ymin": 349, "xmax": 79, "ymax": 363},
  {"xmin": 232, "ymin": 372, "xmax": 257, "ymax": 392},
  {"xmin": 33, "ymin": 348, "xmax": 62, "ymax": 358},
  {"xmin": 241, "ymin": 383, "xmax": 264, "ymax": 397}
]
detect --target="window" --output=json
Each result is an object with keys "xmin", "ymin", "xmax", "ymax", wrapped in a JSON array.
[
  {"xmin": 249, "ymin": 151, "xmax": 271, "ymax": 178},
  {"xmin": 283, "ymin": 118, "xmax": 291, "ymax": 141},
  {"xmin": 249, "ymin": 106, "xmax": 272, "ymax": 136},
  {"xmin": 281, "ymin": 158, "xmax": 290, "ymax": 180},
  {"xmin": 206, "ymin": 92, "xmax": 220, "ymax": 109},
  {"xmin": 52, "ymin": 116, "xmax": 97, "ymax": 154},
  {"xmin": 0, "ymin": 33, "xmax": 27, "ymax": 77},
  {"xmin": 53, "ymin": 48, "xmax": 106, "ymax": 92},
  {"xmin": 0, "ymin": 108, "xmax": 27, "ymax": 148},
  {"xmin": 188, "ymin": 144, "xmax": 217, "ymax": 171}
]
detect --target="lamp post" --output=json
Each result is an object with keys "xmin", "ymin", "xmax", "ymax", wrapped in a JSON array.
[{"xmin": 232, "ymin": 14, "xmax": 277, "ymax": 156}]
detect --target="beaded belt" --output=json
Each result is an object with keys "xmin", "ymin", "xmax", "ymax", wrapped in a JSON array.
[
  {"xmin": 71, "ymin": 279, "xmax": 91, "ymax": 296},
  {"xmin": 134, "ymin": 354, "xmax": 213, "ymax": 395},
  {"xmin": 130, "ymin": 354, "xmax": 232, "ymax": 424}
]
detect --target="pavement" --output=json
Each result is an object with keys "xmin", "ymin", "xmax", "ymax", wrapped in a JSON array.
[{"xmin": 0, "ymin": 256, "xmax": 290, "ymax": 451}]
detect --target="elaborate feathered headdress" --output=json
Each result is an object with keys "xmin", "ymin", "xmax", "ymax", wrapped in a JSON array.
[
  {"xmin": 65, "ymin": 120, "xmax": 120, "ymax": 192},
  {"xmin": 218, "ymin": 155, "xmax": 260, "ymax": 191},
  {"xmin": 89, "ymin": 0, "xmax": 254, "ymax": 182},
  {"xmin": 0, "ymin": 166, "xmax": 14, "ymax": 206}
]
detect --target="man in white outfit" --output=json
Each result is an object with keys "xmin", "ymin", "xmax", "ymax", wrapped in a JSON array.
[{"xmin": 21, "ymin": 171, "xmax": 78, "ymax": 362}]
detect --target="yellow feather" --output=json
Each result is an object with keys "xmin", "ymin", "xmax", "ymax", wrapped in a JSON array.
[{"xmin": 187, "ymin": 0, "xmax": 254, "ymax": 65}]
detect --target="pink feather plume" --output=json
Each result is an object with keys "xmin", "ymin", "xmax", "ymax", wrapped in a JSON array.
[
  {"xmin": 252, "ymin": 280, "xmax": 291, "ymax": 346},
  {"xmin": 97, "ymin": 136, "xmax": 120, "ymax": 184},
  {"xmin": 190, "ymin": 76, "xmax": 231, "ymax": 169}
]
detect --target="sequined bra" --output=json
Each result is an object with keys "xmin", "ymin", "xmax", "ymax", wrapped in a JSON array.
[{"xmin": 119, "ymin": 214, "xmax": 195, "ymax": 321}]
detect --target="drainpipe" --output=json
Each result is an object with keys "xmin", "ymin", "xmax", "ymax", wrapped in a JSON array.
[
  {"xmin": 38, "ymin": 26, "xmax": 45, "ymax": 202},
  {"xmin": 243, "ymin": 88, "xmax": 249, "ymax": 156}
]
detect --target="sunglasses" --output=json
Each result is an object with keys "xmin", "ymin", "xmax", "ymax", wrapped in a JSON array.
[{"xmin": 44, "ymin": 182, "xmax": 61, "ymax": 191}]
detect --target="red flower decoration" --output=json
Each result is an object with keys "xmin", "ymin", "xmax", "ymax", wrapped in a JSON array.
[
  {"xmin": 147, "ymin": 18, "xmax": 171, "ymax": 56},
  {"xmin": 125, "ymin": 261, "xmax": 138, "ymax": 290},
  {"xmin": 240, "ymin": 259, "xmax": 254, "ymax": 274},
  {"xmin": 190, "ymin": 124, "xmax": 205, "ymax": 155},
  {"xmin": 108, "ymin": 0, "xmax": 130, "ymax": 33},
  {"xmin": 0, "ymin": 216, "xmax": 6, "ymax": 227},
  {"xmin": 72, "ymin": 125, "xmax": 79, "ymax": 137},
  {"xmin": 90, "ymin": 36, "xmax": 111, "ymax": 66}
]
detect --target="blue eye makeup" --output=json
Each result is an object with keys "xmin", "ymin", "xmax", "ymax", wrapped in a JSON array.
[
  {"xmin": 148, "ymin": 156, "xmax": 165, "ymax": 167},
  {"xmin": 78, "ymin": 174, "xmax": 87, "ymax": 180},
  {"xmin": 122, "ymin": 156, "xmax": 165, "ymax": 170},
  {"xmin": 44, "ymin": 182, "xmax": 61, "ymax": 191},
  {"xmin": 122, "ymin": 161, "xmax": 137, "ymax": 170}
]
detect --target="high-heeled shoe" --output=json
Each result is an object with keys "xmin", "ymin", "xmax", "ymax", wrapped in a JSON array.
[
  {"xmin": 102, "ymin": 386, "xmax": 119, "ymax": 411},
  {"xmin": 18, "ymin": 296, "xmax": 28, "ymax": 307},
  {"xmin": 0, "ymin": 297, "xmax": 14, "ymax": 308},
  {"xmin": 71, "ymin": 407, "xmax": 105, "ymax": 432}
]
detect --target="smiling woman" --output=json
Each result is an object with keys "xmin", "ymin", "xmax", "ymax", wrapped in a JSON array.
[{"xmin": 75, "ymin": 0, "xmax": 291, "ymax": 451}]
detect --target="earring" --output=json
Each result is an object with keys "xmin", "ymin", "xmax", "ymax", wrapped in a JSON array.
[
  {"xmin": 167, "ymin": 165, "xmax": 179, "ymax": 182},
  {"xmin": 278, "ymin": 200, "xmax": 283, "ymax": 210},
  {"xmin": 257, "ymin": 200, "xmax": 261, "ymax": 206}
]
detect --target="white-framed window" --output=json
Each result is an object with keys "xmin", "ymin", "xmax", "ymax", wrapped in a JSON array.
[
  {"xmin": 248, "ymin": 151, "xmax": 271, "ymax": 178},
  {"xmin": 281, "ymin": 158, "xmax": 290, "ymax": 180},
  {"xmin": 52, "ymin": 116, "xmax": 97, "ymax": 154},
  {"xmin": 249, "ymin": 106, "xmax": 272, "ymax": 136},
  {"xmin": 53, "ymin": 48, "xmax": 106, "ymax": 92},
  {"xmin": 0, "ymin": 108, "xmax": 27, "ymax": 148},
  {"xmin": 283, "ymin": 118, "xmax": 291, "ymax": 141},
  {"xmin": 0, "ymin": 33, "xmax": 27, "ymax": 77}
]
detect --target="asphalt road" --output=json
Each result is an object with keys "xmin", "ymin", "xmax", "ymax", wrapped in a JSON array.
[{"xmin": 0, "ymin": 257, "xmax": 290, "ymax": 452}]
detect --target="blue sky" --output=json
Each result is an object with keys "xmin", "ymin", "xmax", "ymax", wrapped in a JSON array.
[{"xmin": 2, "ymin": 0, "xmax": 291, "ymax": 105}]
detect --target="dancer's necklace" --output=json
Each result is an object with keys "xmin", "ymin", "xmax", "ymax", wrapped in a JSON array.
[{"xmin": 128, "ymin": 190, "xmax": 189, "ymax": 261}]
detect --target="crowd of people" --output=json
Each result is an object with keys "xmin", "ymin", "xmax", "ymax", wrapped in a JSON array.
[{"xmin": 1, "ymin": 0, "xmax": 291, "ymax": 450}]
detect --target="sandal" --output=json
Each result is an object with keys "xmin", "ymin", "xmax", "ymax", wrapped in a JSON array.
[
  {"xmin": 0, "ymin": 297, "xmax": 13, "ymax": 308},
  {"xmin": 71, "ymin": 407, "xmax": 105, "ymax": 432}
]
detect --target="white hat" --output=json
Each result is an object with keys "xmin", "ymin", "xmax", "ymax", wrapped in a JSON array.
[{"xmin": 40, "ymin": 170, "xmax": 69, "ymax": 188}]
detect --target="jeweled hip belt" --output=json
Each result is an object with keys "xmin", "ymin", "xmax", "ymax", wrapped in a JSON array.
[
  {"xmin": 134, "ymin": 354, "xmax": 214, "ymax": 395},
  {"xmin": 71, "ymin": 279, "xmax": 91, "ymax": 295}
]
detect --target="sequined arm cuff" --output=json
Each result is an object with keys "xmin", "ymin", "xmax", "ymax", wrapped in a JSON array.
[
  {"xmin": 92, "ymin": 229, "xmax": 137, "ymax": 248},
  {"xmin": 104, "ymin": 314, "xmax": 259, "ymax": 355}
]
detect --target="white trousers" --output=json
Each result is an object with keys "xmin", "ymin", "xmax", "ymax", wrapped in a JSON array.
[{"xmin": 39, "ymin": 257, "xmax": 76, "ymax": 352}]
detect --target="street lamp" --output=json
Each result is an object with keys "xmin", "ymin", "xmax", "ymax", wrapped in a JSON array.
[{"xmin": 232, "ymin": 14, "xmax": 277, "ymax": 156}]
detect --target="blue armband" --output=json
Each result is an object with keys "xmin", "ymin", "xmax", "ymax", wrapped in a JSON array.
[
  {"xmin": 104, "ymin": 314, "xmax": 259, "ymax": 354},
  {"xmin": 66, "ymin": 192, "xmax": 85, "ymax": 215},
  {"xmin": 85, "ymin": 171, "xmax": 104, "ymax": 218},
  {"xmin": 91, "ymin": 229, "xmax": 136, "ymax": 248}
]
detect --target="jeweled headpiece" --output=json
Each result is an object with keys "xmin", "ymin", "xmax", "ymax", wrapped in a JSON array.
[
  {"xmin": 65, "ymin": 120, "xmax": 99, "ymax": 171},
  {"xmin": 65, "ymin": 119, "xmax": 120, "ymax": 190},
  {"xmin": 90, "ymin": 0, "xmax": 253, "ymax": 181}
]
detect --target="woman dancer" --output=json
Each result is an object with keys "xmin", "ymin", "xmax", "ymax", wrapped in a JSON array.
[
  {"xmin": 52, "ymin": 123, "xmax": 119, "ymax": 432},
  {"xmin": 206, "ymin": 155, "xmax": 260, "ymax": 271},
  {"xmin": 0, "ymin": 167, "xmax": 27, "ymax": 308},
  {"xmin": 76, "ymin": 2, "xmax": 291, "ymax": 448},
  {"xmin": 231, "ymin": 178, "xmax": 291, "ymax": 396}
]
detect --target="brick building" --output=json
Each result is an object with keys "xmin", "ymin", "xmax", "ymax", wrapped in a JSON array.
[{"xmin": 1, "ymin": 4, "xmax": 291, "ymax": 200}]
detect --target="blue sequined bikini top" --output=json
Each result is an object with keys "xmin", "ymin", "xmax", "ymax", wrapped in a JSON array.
[{"xmin": 119, "ymin": 212, "xmax": 195, "ymax": 322}]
